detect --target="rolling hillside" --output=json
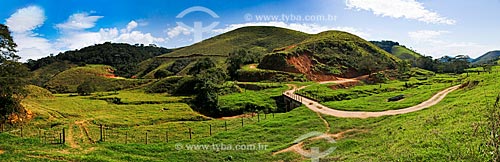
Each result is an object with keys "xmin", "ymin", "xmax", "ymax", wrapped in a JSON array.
[
  {"xmin": 145, "ymin": 27, "xmax": 401, "ymax": 80},
  {"xmin": 157, "ymin": 26, "xmax": 310, "ymax": 58},
  {"xmin": 371, "ymin": 40, "xmax": 422, "ymax": 60},
  {"xmin": 138, "ymin": 26, "xmax": 310, "ymax": 78},
  {"xmin": 44, "ymin": 65, "xmax": 152, "ymax": 93},
  {"xmin": 258, "ymin": 30, "xmax": 401, "ymax": 80},
  {"xmin": 473, "ymin": 50, "xmax": 500, "ymax": 65},
  {"xmin": 391, "ymin": 45, "xmax": 422, "ymax": 60}
]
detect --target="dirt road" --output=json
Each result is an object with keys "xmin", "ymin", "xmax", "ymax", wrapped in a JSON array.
[{"xmin": 284, "ymin": 79, "xmax": 460, "ymax": 118}]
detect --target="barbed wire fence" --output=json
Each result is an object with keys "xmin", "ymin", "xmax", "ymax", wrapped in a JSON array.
[{"xmin": 0, "ymin": 112, "xmax": 277, "ymax": 145}]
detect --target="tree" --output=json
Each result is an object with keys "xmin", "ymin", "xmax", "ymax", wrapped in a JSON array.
[
  {"xmin": 188, "ymin": 58, "xmax": 216, "ymax": 75},
  {"xmin": 77, "ymin": 81, "xmax": 95, "ymax": 96},
  {"xmin": 226, "ymin": 49, "xmax": 259, "ymax": 79},
  {"xmin": 191, "ymin": 67, "xmax": 228, "ymax": 116},
  {"xmin": 0, "ymin": 24, "xmax": 30, "ymax": 123}
]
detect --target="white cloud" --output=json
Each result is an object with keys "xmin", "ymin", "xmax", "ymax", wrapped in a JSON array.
[
  {"xmin": 5, "ymin": 6, "xmax": 166, "ymax": 61},
  {"xmin": 5, "ymin": 6, "xmax": 57, "ymax": 61},
  {"xmin": 346, "ymin": 0, "xmax": 456, "ymax": 25},
  {"xmin": 56, "ymin": 20, "xmax": 165, "ymax": 50},
  {"xmin": 212, "ymin": 21, "xmax": 371, "ymax": 38},
  {"xmin": 408, "ymin": 30, "xmax": 449, "ymax": 42},
  {"xmin": 55, "ymin": 13, "xmax": 103, "ymax": 30},
  {"xmin": 166, "ymin": 25, "xmax": 191, "ymax": 38},
  {"xmin": 5, "ymin": 6, "xmax": 46, "ymax": 33},
  {"xmin": 407, "ymin": 30, "xmax": 494, "ymax": 58},
  {"xmin": 125, "ymin": 20, "xmax": 138, "ymax": 32}
]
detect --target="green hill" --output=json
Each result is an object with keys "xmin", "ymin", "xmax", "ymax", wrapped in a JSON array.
[
  {"xmin": 391, "ymin": 45, "xmax": 422, "ymax": 60},
  {"xmin": 258, "ymin": 30, "xmax": 401, "ymax": 80},
  {"xmin": 158, "ymin": 26, "xmax": 309, "ymax": 58},
  {"xmin": 44, "ymin": 65, "xmax": 152, "ymax": 93},
  {"xmin": 26, "ymin": 42, "xmax": 172, "ymax": 78},
  {"xmin": 138, "ymin": 26, "xmax": 310, "ymax": 78},
  {"xmin": 473, "ymin": 50, "xmax": 500, "ymax": 65},
  {"xmin": 370, "ymin": 40, "xmax": 422, "ymax": 60},
  {"xmin": 145, "ymin": 27, "xmax": 402, "ymax": 80}
]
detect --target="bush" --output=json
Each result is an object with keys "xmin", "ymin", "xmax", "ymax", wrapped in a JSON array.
[
  {"xmin": 154, "ymin": 69, "xmax": 173, "ymax": 79},
  {"xmin": 77, "ymin": 81, "xmax": 95, "ymax": 96}
]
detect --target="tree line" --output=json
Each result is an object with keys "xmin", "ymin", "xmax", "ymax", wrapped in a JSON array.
[{"xmin": 25, "ymin": 42, "xmax": 172, "ymax": 78}]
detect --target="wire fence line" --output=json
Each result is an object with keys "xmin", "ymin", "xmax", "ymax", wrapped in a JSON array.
[{"xmin": 0, "ymin": 112, "xmax": 278, "ymax": 145}]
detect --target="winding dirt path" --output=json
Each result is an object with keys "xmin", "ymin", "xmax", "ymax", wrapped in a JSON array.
[
  {"xmin": 285, "ymin": 78, "xmax": 460, "ymax": 118},
  {"xmin": 66, "ymin": 123, "xmax": 79, "ymax": 148}
]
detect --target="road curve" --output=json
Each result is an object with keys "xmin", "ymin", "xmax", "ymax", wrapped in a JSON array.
[{"xmin": 284, "ymin": 79, "xmax": 460, "ymax": 118}]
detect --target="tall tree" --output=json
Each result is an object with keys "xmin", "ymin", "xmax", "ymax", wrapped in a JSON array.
[{"xmin": 0, "ymin": 24, "xmax": 30, "ymax": 123}]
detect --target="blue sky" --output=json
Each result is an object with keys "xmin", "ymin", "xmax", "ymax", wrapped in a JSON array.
[{"xmin": 1, "ymin": 0, "xmax": 500, "ymax": 61}]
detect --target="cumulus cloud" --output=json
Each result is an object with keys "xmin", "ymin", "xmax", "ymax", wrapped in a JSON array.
[
  {"xmin": 166, "ymin": 25, "xmax": 191, "ymax": 38},
  {"xmin": 125, "ymin": 20, "xmax": 138, "ymax": 32},
  {"xmin": 5, "ymin": 6, "xmax": 46, "ymax": 33},
  {"xmin": 56, "ymin": 20, "xmax": 165, "ymax": 50},
  {"xmin": 4, "ymin": 6, "xmax": 166, "ymax": 61},
  {"xmin": 345, "ymin": 0, "xmax": 456, "ymax": 25},
  {"xmin": 56, "ymin": 13, "xmax": 103, "ymax": 30},
  {"xmin": 212, "ymin": 21, "xmax": 371, "ymax": 38},
  {"xmin": 5, "ymin": 6, "xmax": 57, "ymax": 60}
]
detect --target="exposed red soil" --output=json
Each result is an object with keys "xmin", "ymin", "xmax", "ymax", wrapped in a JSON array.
[{"xmin": 285, "ymin": 53, "xmax": 338, "ymax": 81}]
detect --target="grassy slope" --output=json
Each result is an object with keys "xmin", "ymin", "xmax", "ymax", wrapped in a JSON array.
[
  {"xmin": 391, "ymin": 45, "xmax": 422, "ymax": 60},
  {"xmin": 44, "ymin": 65, "xmax": 152, "ymax": 93},
  {"xmin": 158, "ymin": 26, "xmax": 310, "ymax": 58},
  {"xmin": 473, "ymin": 50, "xmax": 500, "ymax": 65},
  {"xmin": 138, "ymin": 26, "xmax": 310, "ymax": 79},
  {"xmin": 258, "ymin": 30, "xmax": 401, "ymax": 77}
]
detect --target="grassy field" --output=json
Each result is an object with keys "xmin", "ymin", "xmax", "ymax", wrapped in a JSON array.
[
  {"xmin": 321, "ymin": 83, "xmax": 451, "ymax": 111},
  {"xmin": 1, "ymin": 68, "xmax": 498, "ymax": 161}
]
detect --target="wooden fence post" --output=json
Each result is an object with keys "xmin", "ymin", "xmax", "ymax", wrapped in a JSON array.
[
  {"xmin": 241, "ymin": 117, "xmax": 244, "ymax": 127},
  {"xmin": 166, "ymin": 130, "xmax": 169, "ymax": 143},
  {"xmin": 209, "ymin": 125, "xmax": 212, "ymax": 136},
  {"xmin": 100, "ymin": 124, "xmax": 103, "ymax": 142},
  {"xmin": 62, "ymin": 128, "xmax": 65, "ymax": 144},
  {"xmin": 145, "ymin": 131, "xmax": 148, "ymax": 144},
  {"xmin": 189, "ymin": 128, "xmax": 192, "ymax": 140},
  {"xmin": 225, "ymin": 121, "xmax": 227, "ymax": 131}
]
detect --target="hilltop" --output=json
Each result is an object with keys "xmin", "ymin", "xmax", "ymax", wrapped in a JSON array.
[
  {"xmin": 472, "ymin": 50, "xmax": 500, "ymax": 65},
  {"xmin": 158, "ymin": 26, "xmax": 310, "ymax": 58},
  {"xmin": 44, "ymin": 65, "xmax": 151, "ymax": 93},
  {"xmin": 258, "ymin": 30, "xmax": 400, "ymax": 80},
  {"xmin": 371, "ymin": 40, "xmax": 422, "ymax": 60}
]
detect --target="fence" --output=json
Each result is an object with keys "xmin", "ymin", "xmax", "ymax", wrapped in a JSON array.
[{"xmin": 0, "ymin": 112, "xmax": 278, "ymax": 145}]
